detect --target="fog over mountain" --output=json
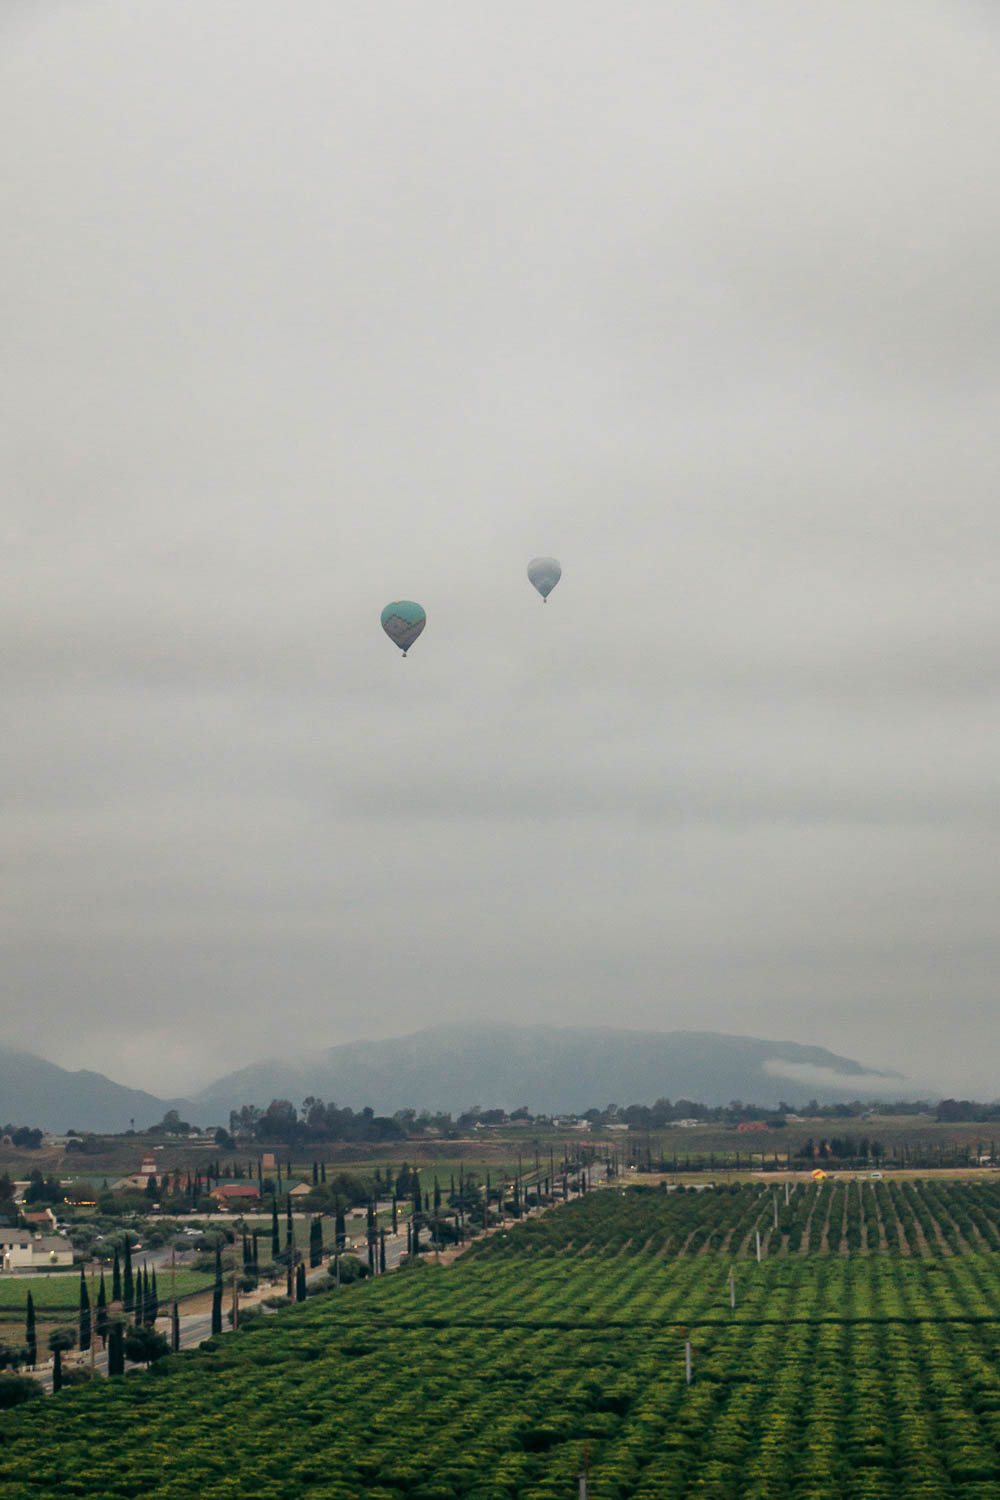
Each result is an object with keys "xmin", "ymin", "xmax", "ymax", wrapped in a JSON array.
[
  {"xmin": 191, "ymin": 1024, "xmax": 906, "ymax": 1121},
  {"xmin": 2, "ymin": 1026, "xmax": 910, "ymax": 1134}
]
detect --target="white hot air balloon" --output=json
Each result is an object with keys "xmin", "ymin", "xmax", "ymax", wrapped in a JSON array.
[{"xmin": 527, "ymin": 556, "xmax": 561, "ymax": 602}]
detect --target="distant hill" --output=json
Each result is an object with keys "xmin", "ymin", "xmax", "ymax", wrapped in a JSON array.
[
  {"xmin": 192, "ymin": 1023, "xmax": 906, "ymax": 1121},
  {"xmin": 0, "ymin": 1046, "xmax": 180, "ymax": 1135}
]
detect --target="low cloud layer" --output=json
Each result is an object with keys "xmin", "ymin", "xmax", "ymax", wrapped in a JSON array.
[{"xmin": 3, "ymin": 3, "xmax": 999, "ymax": 1098}]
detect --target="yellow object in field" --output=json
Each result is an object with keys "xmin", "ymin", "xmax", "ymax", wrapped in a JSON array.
[{"xmin": 811, "ymin": 1168, "xmax": 827, "ymax": 1180}]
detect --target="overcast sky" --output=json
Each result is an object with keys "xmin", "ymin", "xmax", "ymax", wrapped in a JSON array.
[{"xmin": 3, "ymin": 2, "xmax": 998, "ymax": 1100}]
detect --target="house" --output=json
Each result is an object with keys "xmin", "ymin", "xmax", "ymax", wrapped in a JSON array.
[
  {"xmin": 210, "ymin": 1183, "xmax": 261, "ymax": 1209},
  {"xmin": 1, "ymin": 1234, "xmax": 74, "ymax": 1273},
  {"xmin": 288, "ymin": 1182, "xmax": 312, "ymax": 1200},
  {"xmin": 21, "ymin": 1208, "xmax": 58, "ymax": 1230}
]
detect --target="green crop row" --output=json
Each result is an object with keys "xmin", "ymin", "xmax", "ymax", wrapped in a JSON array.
[{"xmin": 6, "ymin": 1186, "xmax": 1000, "ymax": 1496}]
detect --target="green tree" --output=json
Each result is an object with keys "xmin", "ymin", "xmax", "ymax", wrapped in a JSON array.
[
  {"xmin": 0, "ymin": 1374, "xmax": 42, "ymax": 1409},
  {"xmin": 295, "ymin": 1262, "xmax": 307, "ymax": 1302},
  {"xmin": 122, "ymin": 1239, "xmax": 134, "ymax": 1313},
  {"xmin": 96, "ymin": 1272, "xmax": 108, "ymax": 1347},
  {"xmin": 25, "ymin": 1292, "xmax": 36, "ymax": 1368},
  {"xmin": 123, "ymin": 1324, "xmax": 169, "ymax": 1367},
  {"xmin": 210, "ymin": 1284, "xmax": 222, "ymax": 1336},
  {"xmin": 78, "ymin": 1269, "xmax": 91, "ymax": 1353},
  {"xmin": 107, "ymin": 1321, "xmax": 125, "ymax": 1376},
  {"xmin": 48, "ymin": 1327, "xmax": 75, "ymax": 1394},
  {"xmin": 270, "ymin": 1199, "xmax": 279, "ymax": 1258},
  {"xmin": 112, "ymin": 1247, "xmax": 121, "ymax": 1303}
]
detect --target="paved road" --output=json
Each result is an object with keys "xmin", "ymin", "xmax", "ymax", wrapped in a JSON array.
[{"xmin": 34, "ymin": 1169, "xmax": 603, "ymax": 1393}]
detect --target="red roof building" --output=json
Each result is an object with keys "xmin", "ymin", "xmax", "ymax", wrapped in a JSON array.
[{"xmin": 211, "ymin": 1183, "xmax": 260, "ymax": 1206}]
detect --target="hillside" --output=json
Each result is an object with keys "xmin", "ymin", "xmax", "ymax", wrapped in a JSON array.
[
  {"xmin": 0, "ymin": 1046, "xmax": 179, "ymax": 1135},
  {"xmin": 193, "ymin": 1022, "xmax": 904, "ymax": 1120}
]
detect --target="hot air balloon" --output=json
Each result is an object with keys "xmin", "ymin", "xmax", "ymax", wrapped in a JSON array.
[
  {"xmin": 527, "ymin": 556, "xmax": 561, "ymax": 602},
  {"xmin": 380, "ymin": 601, "xmax": 426, "ymax": 658}
]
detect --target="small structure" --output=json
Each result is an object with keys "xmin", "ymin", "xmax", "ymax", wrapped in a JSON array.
[
  {"xmin": 287, "ymin": 1182, "xmax": 312, "ymax": 1200},
  {"xmin": 1, "ymin": 1234, "xmax": 74, "ymax": 1273},
  {"xmin": 21, "ymin": 1208, "xmax": 58, "ymax": 1230}
]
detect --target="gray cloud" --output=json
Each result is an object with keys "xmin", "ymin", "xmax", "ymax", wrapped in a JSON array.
[{"xmin": 3, "ymin": 3, "xmax": 999, "ymax": 1100}]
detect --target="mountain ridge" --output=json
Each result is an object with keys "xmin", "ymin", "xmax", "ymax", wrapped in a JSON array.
[
  {"xmin": 0, "ymin": 1025, "xmax": 910, "ymax": 1133},
  {"xmin": 191, "ymin": 1022, "xmax": 907, "ymax": 1121}
]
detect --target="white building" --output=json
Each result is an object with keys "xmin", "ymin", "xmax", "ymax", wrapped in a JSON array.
[{"xmin": 1, "ymin": 1234, "xmax": 75, "ymax": 1273}]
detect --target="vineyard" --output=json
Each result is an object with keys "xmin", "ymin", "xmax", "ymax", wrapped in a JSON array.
[{"xmin": 5, "ymin": 1180, "xmax": 1000, "ymax": 1496}]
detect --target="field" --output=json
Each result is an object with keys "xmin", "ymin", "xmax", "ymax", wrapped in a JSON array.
[
  {"xmin": 0, "ymin": 1268, "xmax": 213, "ymax": 1315},
  {"xmin": 6, "ymin": 1179, "xmax": 1000, "ymax": 1496}
]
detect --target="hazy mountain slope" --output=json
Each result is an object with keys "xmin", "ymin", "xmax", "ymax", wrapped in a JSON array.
[
  {"xmin": 193, "ymin": 1023, "xmax": 905, "ymax": 1120},
  {"xmin": 0, "ymin": 1046, "xmax": 180, "ymax": 1134}
]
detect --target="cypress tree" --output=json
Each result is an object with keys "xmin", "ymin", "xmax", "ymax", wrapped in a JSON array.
[
  {"xmin": 286, "ymin": 1259, "xmax": 293, "ymax": 1298},
  {"xmin": 123, "ymin": 1239, "xmax": 134, "ymax": 1313},
  {"xmin": 211, "ymin": 1284, "xmax": 222, "ymax": 1336},
  {"xmin": 214, "ymin": 1245, "xmax": 223, "ymax": 1288},
  {"xmin": 271, "ymin": 1199, "xmax": 280, "ymax": 1258},
  {"xmin": 108, "ymin": 1321, "xmax": 124, "ymax": 1376},
  {"xmin": 96, "ymin": 1271, "xmax": 108, "ymax": 1347},
  {"xmin": 434, "ymin": 1177, "xmax": 441, "ymax": 1212},
  {"xmin": 312, "ymin": 1160, "xmax": 318, "ymax": 1184},
  {"xmin": 335, "ymin": 1201, "xmax": 346, "ymax": 1252},
  {"xmin": 171, "ymin": 1300, "xmax": 180, "ymax": 1353},
  {"xmin": 413, "ymin": 1174, "xmax": 421, "ymax": 1218},
  {"xmin": 379, "ymin": 1229, "xmax": 387, "ymax": 1274},
  {"xmin": 242, "ymin": 1230, "xmax": 250, "ymax": 1268},
  {"xmin": 149, "ymin": 1268, "xmax": 159, "ymax": 1325},
  {"xmin": 52, "ymin": 1344, "xmax": 63, "ymax": 1392},
  {"xmin": 295, "ymin": 1262, "xmax": 307, "ymax": 1302},
  {"xmin": 391, "ymin": 1193, "xmax": 398, "ymax": 1234},
  {"xmin": 112, "ymin": 1246, "xmax": 122, "ymax": 1303},
  {"xmin": 286, "ymin": 1194, "xmax": 293, "ymax": 1251},
  {"xmin": 320, "ymin": 1160, "xmax": 326, "ymax": 1183},
  {"xmin": 252, "ymin": 1230, "xmax": 259, "ymax": 1268},
  {"xmin": 79, "ymin": 1269, "xmax": 91, "ymax": 1352},
  {"xmin": 25, "ymin": 1290, "xmax": 36, "ymax": 1367}
]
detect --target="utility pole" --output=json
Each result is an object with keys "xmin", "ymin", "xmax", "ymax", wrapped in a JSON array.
[{"xmin": 578, "ymin": 1442, "xmax": 589, "ymax": 1499}]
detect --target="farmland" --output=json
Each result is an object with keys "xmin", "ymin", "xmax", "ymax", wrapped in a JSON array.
[{"xmin": 5, "ymin": 1179, "xmax": 1000, "ymax": 1496}]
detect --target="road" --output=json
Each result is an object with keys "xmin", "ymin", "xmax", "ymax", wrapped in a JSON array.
[{"xmin": 33, "ymin": 1168, "xmax": 602, "ymax": 1393}]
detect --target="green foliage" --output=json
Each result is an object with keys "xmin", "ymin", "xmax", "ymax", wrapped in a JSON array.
[
  {"xmin": 0, "ymin": 1374, "xmax": 43, "ymax": 1409},
  {"xmin": 5, "ymin": 1182, "xmax": 1000, "ymax": 1496}
]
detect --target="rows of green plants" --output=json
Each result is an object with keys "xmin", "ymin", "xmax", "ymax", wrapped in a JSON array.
[
  {"xmin": 7, "ymin": 1189, "xmax": 1000, "ymax": 1496},
  {"xmin": 464, "ymin": 1178, "xmax": 1000, "ymax": 1261}
]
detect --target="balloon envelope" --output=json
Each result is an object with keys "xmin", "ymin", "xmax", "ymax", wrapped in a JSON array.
[
  {"xmin": 381, "ymin": 601, "xmax": 426, "ymax": 655},
  {"xmin": 527, "ymin": 556, "xmax": 561, "ymax": 600}
]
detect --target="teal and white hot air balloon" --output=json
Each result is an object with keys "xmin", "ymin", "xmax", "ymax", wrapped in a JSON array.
[
  {"xmin": 381, "ymin": 600, "xmax": 426, "ymax": 657},
  {"xmin": 527, "ymin": 556, "xmax": 561, "ymax": 602}
]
